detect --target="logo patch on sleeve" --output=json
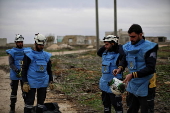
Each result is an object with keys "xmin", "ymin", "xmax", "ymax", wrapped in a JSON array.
[{"xmin": 149, "ymin": 52, "xmax": 156, "ymax": 59}]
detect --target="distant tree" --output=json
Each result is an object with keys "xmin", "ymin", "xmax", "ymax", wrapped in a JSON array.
[{"xmin": 46, "ymin": 34, "xmax": 55, "ymax": 46}]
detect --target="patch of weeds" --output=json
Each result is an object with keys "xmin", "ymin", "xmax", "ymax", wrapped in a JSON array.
[
  {"xmin": 52, "ymin": 51, "xmax": 103, "ymax": 112},
  {"xmin": 79, "ymin": 93, "xmax": 103, "ymax": 112},
  {"xmin": 52, "ymin": 48, "xmax": 170, "ymax": 113},
  {"xmin": 0, "ymin": 50, "xmax": 7, "ymax": 56},
  {"xmin": 156, "ymin": 64, "xmax": 170, "ymax": 112},
  {"xmin": 158, "ymin": 46, "xmax": 170, "ymax": 58}
]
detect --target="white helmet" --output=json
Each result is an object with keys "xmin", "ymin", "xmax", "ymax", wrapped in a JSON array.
[
  {"xmin": 103, "ymin": 35, "xmax": 119, "ymax": 43},
  {"xmin": 34, "ymin": 33, "xmax": 46, "ymax": 45},
  {"xmin": 15, "ymin": 34, "xmax": 24, "ymax": 42}
]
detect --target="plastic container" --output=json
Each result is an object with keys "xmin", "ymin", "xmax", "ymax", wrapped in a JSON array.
[{"xmin": 108, "ymin": 78, "xmax": 125, "ymax": 93}]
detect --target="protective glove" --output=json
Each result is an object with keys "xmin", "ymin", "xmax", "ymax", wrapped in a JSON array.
[
  {"xmin": 23, "ymin": 82, "xmax": 30, "ymax": 93},
  {"xmin": 49, "ymin": 81, "xmax": 54, "ymax": 90},
  {"xmin": 15, "ymin": 69, "xmax": 21, "ymax": 78}
]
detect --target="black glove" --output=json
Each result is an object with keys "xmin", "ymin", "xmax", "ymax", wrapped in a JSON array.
[
  {"xmin": 15, "ymin": 69, "xmax": 20, "ymax": 74},
  {"xmin": 15, "ymin": 69, "xmax": 21, "ymax": 78}
]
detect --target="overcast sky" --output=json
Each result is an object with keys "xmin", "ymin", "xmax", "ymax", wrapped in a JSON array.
[{"xmin": 0, "ymin": 0, "xmax": 170, "ymax": 44}]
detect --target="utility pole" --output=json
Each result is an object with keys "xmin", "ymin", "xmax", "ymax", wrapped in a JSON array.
[
  {"xmin": 114, "ymin": 0, "xmax": 117, "ymax": 36},
  {"xmin": 95, "ymin": 0, "xmax": 99, "ymax": 50}
]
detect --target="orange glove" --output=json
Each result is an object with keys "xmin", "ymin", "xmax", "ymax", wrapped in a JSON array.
[
  {"xmin": 23, "ymin": 82, "xmax": 30, "ymax": 93},
  {"xmin": 49, "ymin": 81, "xmax": 54, "ymax": 90}
]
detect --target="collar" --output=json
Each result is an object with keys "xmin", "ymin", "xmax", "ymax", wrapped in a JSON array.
[{"xmin": 134, "ymin": 39, "xmax": 145, "ymax": 47}]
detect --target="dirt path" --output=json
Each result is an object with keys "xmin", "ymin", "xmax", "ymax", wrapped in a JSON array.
[
  {"xmin": 49, "ymin": 49, "xmax": 95, "ymax": 56},
  {"xmin": 0, "ymin": 55, "xmax": 78, "ymax": 113},
  {"xmin": 0, "ymin": 70, "xmax": 24, "ymax": 113}
]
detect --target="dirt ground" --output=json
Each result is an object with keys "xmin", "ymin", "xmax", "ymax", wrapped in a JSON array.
[
  {"xmin": 49, "ymin": 49, "xmax": 95, "ymax": 56},
  {"xmin": 0, "ymin": 56, "xmax": 78, "ymax": 113}
]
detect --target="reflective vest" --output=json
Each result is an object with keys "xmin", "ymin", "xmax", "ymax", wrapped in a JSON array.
[
  {"xmin": 6, "ymin": 47, "xmax": 31, "ymax": 80},
  {"xmin": 25, "ymin": 50, "xmax": 51, "ymax": 88},
  {"xmin": 123, "ymin": 39, "xmax": 157, "ymax": 96},
  {"xmin": 99, "ymin": 51, "xmax": 122, "ymax": 93}
]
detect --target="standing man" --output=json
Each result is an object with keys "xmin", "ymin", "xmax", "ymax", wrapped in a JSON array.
[
  {"xmin": 97, "ymin": 35, "xmax": 124, "ymax": 113},
  {"xmin": 113, "ymin": 24, "xmax": 158, "ymax": 113},
  {"xmin": 21, "ymin": 33, "xmax": 54, "ymax": 113},
  {"xmin": 6, "ymin": 34, "xmax": 31, "ymax": 113}
]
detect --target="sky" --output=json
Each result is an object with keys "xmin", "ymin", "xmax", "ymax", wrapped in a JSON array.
[{"xmin": 0, "ymin": 0, "xmax": 170, "ymax": 44}]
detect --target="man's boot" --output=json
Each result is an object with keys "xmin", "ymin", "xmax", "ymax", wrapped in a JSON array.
[
  {"xmin": 36, "ymin": 107, "xmax": 43, "ymax": 113},
  {"xmin": 24, "ymin": 107, "xmax": 33, "ymax": 113},
  {"xmin": 36, "ymin": 106, "xmax": 43, "ymax": 113},
  {"xmin": 10, "ymin": 95, "xmax": 17, "ymax": 113},
  {"xmin": 9, "ymin": 105, "xmax": 15, "ymax": 113}
]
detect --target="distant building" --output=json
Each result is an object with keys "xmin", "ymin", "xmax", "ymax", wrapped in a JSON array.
[
  {"xmin": 56, "ymin": 36, "xmax": 64, "ymax": 43},
  {"xmin": 0, "ymin": 38, "xmax": 7, "ymax": 46},
  {"xmin": 105, "ymin": 29, "xmax": 168, "ymax": 45},
  {"xmin": 85, "ymin": 36, "xmax": 96, "ymax": 46},
  {"xmin": 145, "ymin": 36, "xmax": 167, "ymax": 42},
  {"xmin": 60, "ymin": 35, "xmax": 97, "ymax": 47}
]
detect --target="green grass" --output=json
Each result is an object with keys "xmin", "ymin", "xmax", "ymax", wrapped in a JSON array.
[
  {"xmin": 158, "ymin": 46, "xmax": 170, "ymax": 58},
  {"xmin": 51, "ymin": 46, "xmax": 170, "ymax": 112},
  {"xmin": 0, "ymin": 49, "xmax": 8, "ymax": 56},
  {"xmin": 52, "ymin": 51, "xmax": 103, "ymax": 112},
  {"xmin": 0, "ymin": 45, "xmax": 169, "ymax": 112}
]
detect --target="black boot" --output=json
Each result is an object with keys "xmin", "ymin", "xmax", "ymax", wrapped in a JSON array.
[
  {"xmin": 24, "ymin": 107, "xmax": 33, "ymax": 113},
  {"xmin": 36, "ymin": 107, "xmax": 43, "ymax": 113},
  {"xmin": 9, "ymin": 105, "xmax": 15, "ymax": 113},
  {"xmin": 10, "ymin": 95, "xmax": 17, "ymax": 113}
]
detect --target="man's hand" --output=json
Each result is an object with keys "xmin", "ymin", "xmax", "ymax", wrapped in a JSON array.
[
  {"xmin": 16, "ymin": 71, "xmax": 21, "ymax": 78},
  {"xmin": 123, "ymin": 74, "xmax": 133, "ymax": 85},
  {"xmin": 23, "ymin": 82, "xmax": 30, "ymax": 93},
  {"xmin": 15, "ymin": 69, "xmax": 21, "ymax": 78},
  {"xmin": 112, "ymin": 68, "xmax": 121, "ymax": 76},
  {"xmin": 49, "ymin": 81, "xmax": 54, "ymax": 90}
]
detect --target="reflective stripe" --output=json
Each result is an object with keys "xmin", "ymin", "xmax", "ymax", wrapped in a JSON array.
[
  {"xmin": 10, "ymin": 95, "xmax": 17, "ymax": 98},
  {"xmin": 104, "ymin": 107, "xmax": 110, "ymax": 111},
  {"xmin": 147, "ymin": 99, "xmax": 154, "ymax": 101},
  {"xmin": 37, "ymin": 104, "xmax": 44, "ymax": 108},
  {"xmin": 25, "ymin": 104, "xmax": 34, "ymax": 108}
]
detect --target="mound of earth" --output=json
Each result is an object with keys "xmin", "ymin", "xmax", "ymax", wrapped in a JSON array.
[{"xmin": 46, "ymin": 44, "xmax": 74, "ymax": 50}]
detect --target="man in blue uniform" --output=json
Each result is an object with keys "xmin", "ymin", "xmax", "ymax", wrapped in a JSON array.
[
  {"xmin": 97, "ymin": 35, "xmax": 125, "ymax": 113},
  {"xmin": 6, "ymin": 34, "xmax": 31, "ymax": 113},
  {"xmin": 113, "ymin": 24, "xmax": 158, "ymax": 113},
  {"xmin": 21, "ymin": 33, "xmax": 54, "ymax": 113}
]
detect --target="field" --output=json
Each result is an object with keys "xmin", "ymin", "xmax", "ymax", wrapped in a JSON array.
[
  {"xmin": 51, "ymin": 46, "xmax": 170, "ymax": 113},
  {"xmin": 0, "ymin": 45, "xmax": 169, "ymax": 113}
]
